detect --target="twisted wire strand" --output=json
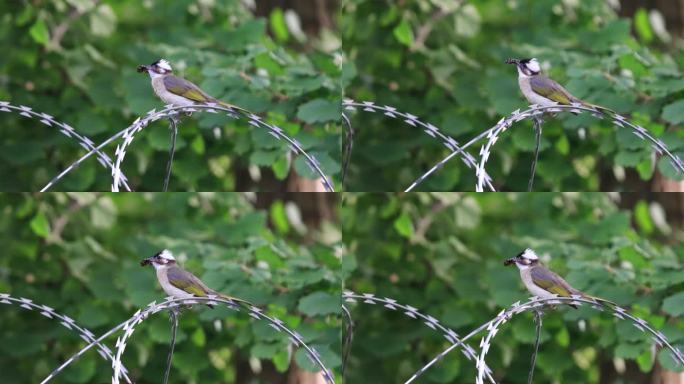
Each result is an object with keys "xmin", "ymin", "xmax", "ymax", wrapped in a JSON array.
[
  {"xmin": 0, "ymin": 293, "xmax": 132, "ymax": 384},
  {"xmin": 342, "ymin": 291, "xmax": 495, "ymax": 384},
  {"xmin": 341, "ymin": 112, "xmax": 353, "ymax": 189},
  {"xmin": 111, "ymin": 296, "xmax": 335, "ymax": 384},
  {"xmin": 111, "ymin": 103, "xmax": 334, "ymax": 192},
  {"xmin": 341, "ymin": 99, "xmax": 495, "ymax": 191},
  {"xmin": 474, "ymin": 104, "xmax": 684, "ymax": 191},
  {"xmin": 341, "ymin": 304, "xmax": 354, "ymax": 380},
  {"xmin": 0, "ymin": 101, "xmax": 131, "ymax": 191}
]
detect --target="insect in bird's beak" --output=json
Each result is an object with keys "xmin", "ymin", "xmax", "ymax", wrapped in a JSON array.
[
  {"xmin": 503, "ymin": 257, "xmax": 516, "ymax": 266},
  {"xmin": 140, "ymin": 257, "xmax": 153, "ymax": 266},
  {"xmin": 136, "ymin": 65, "xmax": 149, "ymax": 73},
  {"xmin": 505, "ymin": 58, "xmax": 520, "ymax": 65}
]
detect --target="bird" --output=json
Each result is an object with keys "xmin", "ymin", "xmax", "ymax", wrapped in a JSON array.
[
  {"xmin": 140, "ymin": 249, "xmax": 252, "ymax": 307},
  {"xmin": 505, "ymin": 58, "xmax": 613, "ymax": 114},
  {"xmin": 136, "ymin": 59, "xmax": 247, "ymax": 113},
  {"xmin": 504, "ymin": 248, "xmax": 614, "ymax": 309}
]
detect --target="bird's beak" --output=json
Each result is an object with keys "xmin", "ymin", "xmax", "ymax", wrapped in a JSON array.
[
  {"xmin": 503, "ymin": 257, "xmax": 516, "ymax": 266},
  {"xmin": 505, "ymin": 58, "xmax": 520, "ymax": 65},
  {"xmin": 140, "ymin": 257, "xmax": 153, "ymax": 266},
  {"xmin": 136, "ymin": 64, "xmax": 150, "ymax": 73}
]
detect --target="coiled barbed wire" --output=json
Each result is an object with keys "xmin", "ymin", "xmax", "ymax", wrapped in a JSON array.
[
  {"xmin": 473, "ymin": 295, "xmax": 684, "ymax": 384},
  {"xmin": 408, "ymin": 104, "xmax": 684, "ymax": 192},
  {"xmin": 0, "ymin": 293, "xmax": 132, "ymax": 384},
  {"xmin": 0, "ymin": 101, "xmax": 132, "ymax": 191},
  {"xmin": 110, "ymin": 103, "xmax": 333, "ymax": 192},
  {"xmin": 403, "ymin": 294, "xmax": 683, "ymax": 384},
  {"xmin": 342, "ymin": 291, "xmax": 495, "ymax": 383},
  {"xmin": 473, "ymin": 104, "xmax": 684, "ymax": 191},
  {"xmin": 110, "ymin": 296, "xmax": 335, "ymax": 384},
  {"xmin": 341, "ymin": 99, "xmax": 495, "ymax": 191}
]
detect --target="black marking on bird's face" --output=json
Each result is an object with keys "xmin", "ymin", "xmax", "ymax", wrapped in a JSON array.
[
  {"xmin": 138, "ymin": 59, "xmax": 172, "ymax": 75},
  {"xmin": 140, "ymin": 250, "xmax": 175, "ymax": 266},
  {"xmin": 504, "ymin": 249, "xmax": 539, "ymax": 266}
]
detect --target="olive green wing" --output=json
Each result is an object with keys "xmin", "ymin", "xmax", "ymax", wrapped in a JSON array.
[
  {"xmin": 530, "ymin": 75, "xmax": 579, "ymax": 105},
  {"xmin": 163, "ymin": 75, "xmax": 215, "ymax": 103},
  {"xmin": 167, "ymin": 266, "xmax": 212, "ymax": 297},
  {"xmin": 530, "ymin": 266, "xmax": 577, "ymax": 297}
]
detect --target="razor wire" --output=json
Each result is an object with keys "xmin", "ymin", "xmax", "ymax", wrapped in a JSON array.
[
  {"xmin": 402, "ymin": 294, "xmax": 684, "ymax": 384},
  {"xmin": 474, "ymin": 295, "xmax": 684, "ymax": 384},
  {"xmin": 0, "ymin": 101, "xmax": 132, "ymax": 191},
  {"xmin": 342, "ymin": 291, "xmax": 495, "ymax": 384},
  {"xmin": 341, "ymin": 99, "xmax": 495, "ymax": 191},
  {"xmin": 110, "ymin": 295, "xmax": 335, "ymax": 384},
  {"xmin": 110, "ymin": 103, "xmax": 334, "ymax": 192},
  {"xmin": 473, "ymin": 103, "xmax": 684, "ymax": 191},
  {"xmin": 0, "ymin": 293, "xmax": 132, "ymax": 384}
]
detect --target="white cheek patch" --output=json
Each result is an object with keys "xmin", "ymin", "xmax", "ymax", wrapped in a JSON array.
[{"xmin": 527, "ymin": 59, "xmax": 540, "ymax": 73}]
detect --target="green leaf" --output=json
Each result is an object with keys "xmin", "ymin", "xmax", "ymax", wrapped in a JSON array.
[
  {"xmin": 269, "ymin": 8, "xmax": 289, "ymax": 42},
  {"xmin": 29, "ymin": 19, "xmax": 49, "ymax": 45},
  {"xmin": 636, "ymin": 349, "xmax": 654, "ymax": 372},
  {"xmin": 270, "ymin": 200, "xmax": 290, "ymax": 234},
  {"xmin": 89, "ymin": 4, "xmax": 117, "ymax": 37},
  {"xmin": 271, "ymin": 156, "xmax": 289, "ymax": 180},
  {"xmin": 296, "ymin": 99, "xmax": 340, "ymax": 124},
  {"xmin": 634, "ymin": 8, "xmax": 653, "ymax": 43},
  {"xmin": 663, "ymin": 292, "xmax": 684, "ymax": 316},
  {"xmin": 658, "ymin": 346, "xmax": 684, "ymax": 372},
  {"xmin": 657, "ymin": 155, "xmax": 684, "ymax": 181},
  {"xmin": 662, "ymin": 100, "xmax": 684, "ymax": 124},
  {"xmin": 297, "ymin": 292, "xmax": 339, "ymax": 316},
  {"xmin": 30, "ymin": 212, "xmax": 49, "ymax": 237},
  {"xmin": 393, "ymin": 20, "xmax": 413, "ymax": 46},
  {"xmin": 393, "ymin": 212, "xmax": 413, "ymax": 238},
  {"xmin": 634, "ymin": 200, "xmax": 653, "ymax": 234}
]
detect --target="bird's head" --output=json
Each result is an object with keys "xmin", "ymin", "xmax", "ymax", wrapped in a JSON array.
[
  {"xmin": 140, "ymin": 249, "xmax": 176, "ymax": 269},
  {"xmin": 505, "ymin": 57, "xmax": 541, "ymax": 77},
  {"xmin": 504, "ymin": 248, "xmax": 540, "ymax": 269},
  {"xmin": 137, "ymin": 59, "xmax": 173, "ymax": 78}
]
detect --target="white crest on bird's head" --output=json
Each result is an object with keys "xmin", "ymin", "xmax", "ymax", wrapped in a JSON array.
[
  {"xmin": 140, "ymin": 59, "xmax": 173, "ymax": 79},
  {"xmin": 510, "ymin": 248, "xmax": 540, "ymax": 270},
  {"xmin": 514, "ymin": 58, "xmax": 541, "ymax": 77},
  {"xmin": 155, "ymin": 59, "xmax": 172, "ymax": 72},
  {"xmin": 157, "ymin": 249, "xmax": 175, "ymax": 261},
  {"xmin": 519, "ymin": 248, "xmax": 538, "ymax": 261}
]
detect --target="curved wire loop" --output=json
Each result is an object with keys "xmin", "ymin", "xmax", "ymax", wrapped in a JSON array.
[
  {"xmin": 110, "ymin": 103, "xmax": 334, "ymax": 192},
  {"xmin": 342, "ymin": 291, "xmax": 495, "ymax": 384},
  {"xmin": 110, "ymin": 296, "xmax": 335, "ymax": 384},
  {"xmin": 474, "ymin": 103, "xmax": 684, "ymax": 191},
  {"xmin": 0, "ymin": 293, "xmax": 132, "ymax": 384},
  {"xmin": 341, "ymin": 99, "xmax": 495, "ymax": 191},
  {"xmin": 0, "ymin": 101, "xmax": 131, "ymax": 191}
]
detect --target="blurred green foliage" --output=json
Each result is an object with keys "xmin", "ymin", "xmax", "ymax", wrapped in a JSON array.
[
  {"xmin": 0, "ymin": 193, "xmax": 341, "ymax": 383},
  {"xmin": 341, "ymin": 0, "xmax": 684, "ymax": 191},
  {"xmin": 0, "ymin": 0, "xmax": 341, "ymax": 191},
  {"xmin": 342, "ymin": 192, "xmax": 684, "ymax": 383}
]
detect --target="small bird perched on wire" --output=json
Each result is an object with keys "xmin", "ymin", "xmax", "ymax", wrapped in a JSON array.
[
  {"xmin": 504, "ymin": 248, "xmax": 615, "ymax": 308},
  {"xmin": 137, "ymin": 59, "xmax": 248, "ymax": 113},
  {"xmin": 505, "ymin": 58, "xmax": 614, "ymax": 114},
  {"xmin": 141, "ymin": 249, "xmax": 252, "ymax": 307}
]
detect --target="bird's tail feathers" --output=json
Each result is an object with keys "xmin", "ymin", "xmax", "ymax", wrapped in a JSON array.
[
  {"xmin": 582, "ymin": 294, "xmax": 617, "ymax": 307},
  {"xmin": 580, "ymin": 101, "xmax": 616, "ymax": 116},
  {"xmin": 215, "ymin": 100, "xmax": 251, "ymax": 114},
  {"xmin": 210, "ymin": 291, "xmax": 254, "ymax": 306}
]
